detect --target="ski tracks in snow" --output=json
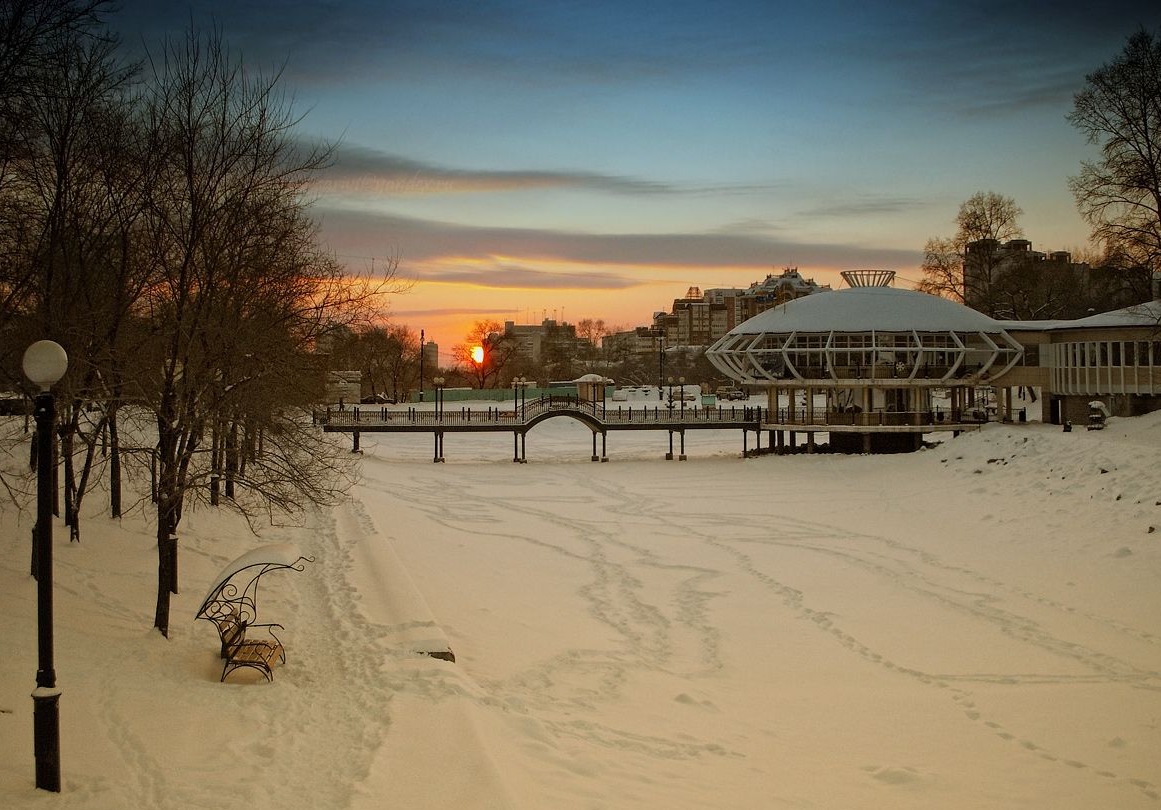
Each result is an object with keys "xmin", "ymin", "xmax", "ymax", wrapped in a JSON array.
[
  {"xmin": 375, "ymin": 454, "xmax": 1160, "ymax": 805},
  {"xmin": 374, "ymin": 463, "xmax": 741, "ymax": 769},
  {"xmin": 592, "ymin": 471, "xmax": 1161, "ymax": 803}
]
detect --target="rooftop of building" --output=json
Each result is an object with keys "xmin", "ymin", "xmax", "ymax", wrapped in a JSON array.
[{"xmin": 729, "ymin": 286, "xmax": 1007, "ymax": 335}]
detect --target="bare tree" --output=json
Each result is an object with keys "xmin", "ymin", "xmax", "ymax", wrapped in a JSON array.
[
  {"xmin": 452, "ymin": 319, "xmax": 517, "ymax": 388},
  {"xmin": 917, "ymin": 191, "xmax": 1024, "ymax": 315},
  {"xmin": 138, "ymin": 26, "xmax": 395, "ymax": 636},
  {"xmin": 329, "ymin": 323, "xmax": 420, "ymax": 402},
  {"xmin": 19, "ymin": 27, "xmax": 141, "ymax": 540},
  {"xmin": 1068, "ymin": 28, "xmax": 1161, "ymax": 278},
  {"xmin": 916, "ymin": 236, "xmax": 965, "ymax": 303},
  {"xmin": 0, "ymin": 1, "xmax": 140, "ymax": 528},
  {"xmin": 380, "ymin": 324, "xmax": 420, "ymax": 401},
  {"xmin": 0, "ymin": 0, "xmax": 115, "ymax": 338}
]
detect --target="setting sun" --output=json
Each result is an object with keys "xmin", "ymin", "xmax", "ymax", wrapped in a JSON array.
[{"xmin": 470, "ymin": 345, "xmax": 485, "ymax": 364}]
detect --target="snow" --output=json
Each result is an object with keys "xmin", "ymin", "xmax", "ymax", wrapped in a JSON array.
[
  {"xmin": 729, "ymin": 286, "xmax": 1007, "ymax": 333},
  {"xmin": 196, "ymin": 542, "xmax": 306, "ymax": 613},
  {"xmin": 2, "ymin": 402, "xmax": 1160, "ymax": 809},
  {"xmin": 1000, "ymin": 299, "xmax": 1161, "ymax": 331}
]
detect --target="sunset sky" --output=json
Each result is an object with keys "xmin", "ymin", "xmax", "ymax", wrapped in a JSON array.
[{"xmin": 111, "ymin": 1, "xmax": 1160, "ymax": 361}]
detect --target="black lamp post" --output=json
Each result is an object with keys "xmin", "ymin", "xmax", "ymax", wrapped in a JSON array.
[
  {"xmin": 433, "ymin": 376, "xmax": 445, "ymax": 421},
  {"xmin": 657, "ymin": 330, "xmax": 665, "ymax": 400},
  {"xmin": 679, "ymin": 375, "xmax": 686, "ymax": 419},
  {"xmin": 23, "ymin": 339, "xmax": 67, "ymax": 793},
  {"xmin": 418, "ymin": 329, "xmax": 425, "ymax": 402}
]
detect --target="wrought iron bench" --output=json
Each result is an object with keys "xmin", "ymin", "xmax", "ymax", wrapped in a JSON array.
[
  {"xmin": 212, "ymin": 609, "xmax": 287, "ymax": 682},
  {"xmin": 195, "ymin": 544, "xmax": 312, "ymax": 683}
]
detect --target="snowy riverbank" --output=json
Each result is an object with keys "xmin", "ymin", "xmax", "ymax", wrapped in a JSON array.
[{"xmin": 2, "ymin": 409, "xmax": 1159, "ymax": 808}]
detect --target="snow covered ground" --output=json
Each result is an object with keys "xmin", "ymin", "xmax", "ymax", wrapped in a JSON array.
[{"xmin": 1, "ymin": 404, "xmax": 1159, "ymax": 809}]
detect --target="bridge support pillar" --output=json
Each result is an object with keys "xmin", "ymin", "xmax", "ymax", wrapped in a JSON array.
[
  {"xmin": 351, "ymin": 431, "xmax": 361, "ymax": 454},
  {"xmin": 678, "ymin": 429, "xmax": 686, "ymax": 461},
  {"xmin": 514, "ymin": 432, "xmax": 520, "ymax": 463},
  {"xmin": 591, "ymin": 432, "xmax": 599, "ymax": 462},
  {"xmin": 601, "ymin": 431, "xmax": 608, "ymax": 462},
  {"xmin": 666, "ymin": 430, "xmax": 674, "ymax": 460},
  {"xmin": 433, "ymin": 431, "xmax": 444, "ymax": 463}
]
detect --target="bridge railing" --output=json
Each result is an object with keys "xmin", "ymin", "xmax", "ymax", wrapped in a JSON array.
[
  {"xmin": 318, "ymin": 398, "xmax": 767, "ymax": 427},
  {"xmin": 769, "ymin": 408, "xmax": 977, "ymax": 426}
]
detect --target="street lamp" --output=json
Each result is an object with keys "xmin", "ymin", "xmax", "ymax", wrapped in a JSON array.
[
  {"xmin": 418, "ymin": 329, "xmax": 425, "ymax": 402},
  {"xmin": 512, "ymin": 376, "xmax": 528, "ymax": 420},
  {"xmin": 679, "ymin": 376, "xmax": 686, "ymax": 419},
  {"xmin": 432, "ymin": 376, "xmax": 446, "ymax": 463},
  {"xmin": 656, "ymin": 330, "xmax": 665, "ymax": 400},
  {"xmin": 22, "ymin": 339, "xmax": 67, "ymax": 793},
  {"xmin": 433, "ymin": 376, "xmax": 445, "ymax": 421}
]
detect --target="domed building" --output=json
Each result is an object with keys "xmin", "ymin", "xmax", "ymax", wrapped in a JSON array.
[{"xmin": 705, "ymin": 271, "xmax": 1025, "ymax": 452}]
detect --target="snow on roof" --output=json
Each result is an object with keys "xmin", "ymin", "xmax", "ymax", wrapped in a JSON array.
[
  {"xmin": 730, "ymin": 287, "xmax": 1005, "ymax": 334},
  {"xmin": 197, "ymin": 542, "xmax": 304, "ymax": 613},
  {"xmin": 999, "ymin": 299, "xmax": 1161, "ymax": 331}
]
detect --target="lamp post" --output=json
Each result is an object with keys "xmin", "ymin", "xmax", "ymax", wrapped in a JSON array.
[
  {"xmin": 656, "ymin": 330, "xmax": 665, "ymax": 400},
  {"xmin": 432, "ymin": 376, "xmax": 445, "ymax": 463},
  {"xmin": 679, "ymin": 376, "xmax": 686, "ymax": 419},
  {"xmin": 23, "ymin": 339, "xmax": 67, "ymax": 793},
  {"xmin": 433, "ymin": 376, "xmax": 445, "ymax": 421},
  {"xmin": 418, "ymin": 329, "xmax": 425, "ymax": 402},
  {"xmin": 513, "ymin": 376, "xmax": 528, "ymax": 420}
]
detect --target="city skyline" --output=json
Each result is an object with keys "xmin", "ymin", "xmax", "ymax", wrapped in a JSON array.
[{"xmin": 110, "ymin": 1, "xmax": 1161, "ymax": 360}]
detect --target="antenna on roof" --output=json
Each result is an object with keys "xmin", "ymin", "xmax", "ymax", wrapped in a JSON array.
[{"xmin": 841, "ymin": 270, "xmax": 895, "ymax": 288}]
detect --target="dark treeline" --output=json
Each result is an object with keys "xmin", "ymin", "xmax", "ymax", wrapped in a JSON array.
[{"xmin": 0, "ymin": 1, "xmax": 399, "ymax": 635}]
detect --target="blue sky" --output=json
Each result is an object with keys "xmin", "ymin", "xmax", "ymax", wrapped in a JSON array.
[{"xmin": 111, "ymin": 0, "xmax": 1160, "ymax": 354}]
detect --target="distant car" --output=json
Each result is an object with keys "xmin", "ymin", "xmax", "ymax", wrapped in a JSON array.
[{"xmin": 725, "ymin": 389, "xmax": 748, "ymax": 401}]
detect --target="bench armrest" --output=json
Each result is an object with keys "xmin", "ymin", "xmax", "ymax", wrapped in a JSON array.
[{"xmin": 246, "ymin": 620, "xmax": 284, "ymax": 631}]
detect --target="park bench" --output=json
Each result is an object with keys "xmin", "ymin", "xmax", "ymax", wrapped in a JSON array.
[
  {"xmin": 195, "ymin": 543, "xmax": 312, "ymax": 683},
  {"xmin": 211, "ymin": 608, "xmax": 287, "ymax": 682}
]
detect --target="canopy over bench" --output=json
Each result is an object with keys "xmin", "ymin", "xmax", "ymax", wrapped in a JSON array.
[{"xmin": 195, "ymin": 543, "xmax": 313, "ymax": 681}]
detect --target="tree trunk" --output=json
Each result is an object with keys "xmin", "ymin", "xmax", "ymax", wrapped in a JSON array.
[
  {"xmin": 61, "ymin": 419, "xmax": 77, "ymax": 543},
  {"xmin": 153, "ymin": 526, "xmax": 178, "ymax": 638},
  {"xmin": 210, "ymin": 421, "xmax": 221, "ymax": 506},
  {"xmin": 225, "ymin": 419, "xmax": 237, "ymax": 499},
  {"xmin": 108, "ymin": 405, "xmax": 121, "ymax": 518}
]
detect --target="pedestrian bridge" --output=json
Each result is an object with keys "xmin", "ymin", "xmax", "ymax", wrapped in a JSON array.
[
  {"xmin": 319, "ymin": 395, "xmax": 765, "ymax": 461},
  {"xmin": 319, "ymin": 394, "xmax": 984, "ymax": 461}
]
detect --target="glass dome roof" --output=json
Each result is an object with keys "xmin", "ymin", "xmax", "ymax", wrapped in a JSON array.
[{"xmin": 706, "ymin": 287, "xmax": 1023, "ymax": 385}]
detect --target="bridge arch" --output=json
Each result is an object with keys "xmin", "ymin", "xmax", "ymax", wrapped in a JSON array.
[
  {"xmin": 517, "ymin": 409, "xmax": 608, "ymax": 462},
  {"xmin": 522, "ymin": 409, "xmax": 604, "ymax": 432}
]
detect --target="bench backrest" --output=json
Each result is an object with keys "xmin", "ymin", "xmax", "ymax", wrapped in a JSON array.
[{"xmin": 215, "ymin": 611, "xmax": 246, "ymax": 654}]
